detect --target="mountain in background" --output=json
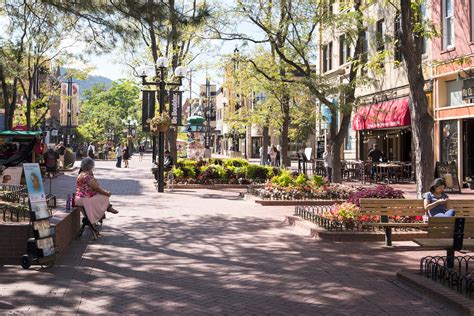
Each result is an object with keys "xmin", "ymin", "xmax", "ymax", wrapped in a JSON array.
[{"xmin": 60, "ymin": 67, "xmax": 113, "ymax": 96}]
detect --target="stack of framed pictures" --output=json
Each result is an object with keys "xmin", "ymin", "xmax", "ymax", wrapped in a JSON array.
[{"xmin": 21, "ymin": 163, "xmax": 56, "ymax": 269}]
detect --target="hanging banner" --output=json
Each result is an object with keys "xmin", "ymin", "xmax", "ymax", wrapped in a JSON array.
[
  {"xmin": 71, "ymin": 83, "xmax": 79, "ymax": 127},
  {"xmin": 142, "ymin": 90, "xmax": 156, "ymax": 132},
  {"xmin": 169, "ymin": 91, "xmax": 183, "ymax": 126},
  {"xmin": 60, "ymin": 83, "xmax": 68, "ymax": 126},
  {"xmin": 60, "ymin": 82, "xmax": 79, "ymax": 127}
]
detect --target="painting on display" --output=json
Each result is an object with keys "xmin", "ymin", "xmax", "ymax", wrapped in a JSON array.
[{"xmin": 1, "ymin": 166, "xmax": 23, "ymax": 185}]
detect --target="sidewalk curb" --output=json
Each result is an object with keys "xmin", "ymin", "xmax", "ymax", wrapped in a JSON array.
[{"xmin": 397, "ymin": 269, "xmax": 474, "ymax": 315}]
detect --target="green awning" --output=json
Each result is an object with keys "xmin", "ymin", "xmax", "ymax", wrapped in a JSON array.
[
  {"xmin": 187, "ymin": 115, "xmax": 205, "ymax": 125},
  {"xmin": 0, "ymin": 131, "xmax": 42, "ymax": 137}
]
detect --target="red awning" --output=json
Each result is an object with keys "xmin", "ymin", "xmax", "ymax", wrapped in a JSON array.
[{"xmin": 353, "ymin": 97, "xmax": 411, "ymax": 131}]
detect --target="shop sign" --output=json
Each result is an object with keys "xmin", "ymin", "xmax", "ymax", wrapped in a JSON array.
[
  {"xmin": 462, "ymin": 78, "xmax": 474, "ymax": 100},
  {"xmin": 169, "ymin": 91, "xmax": 183, "ymax": 126}
]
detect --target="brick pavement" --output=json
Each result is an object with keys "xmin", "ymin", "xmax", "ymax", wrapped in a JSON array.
[{"xmin": 0, "ymin": 155, "xmax": 460, "ymax": 314}]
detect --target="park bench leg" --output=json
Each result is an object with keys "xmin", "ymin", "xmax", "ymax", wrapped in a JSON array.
[
  {"xmin": 446, "ymin": 249, "xmax": 455, "ymax": 269},
  {"xmin": 385, "ymin": 227, "xmax": 392, "ymax": 246}
]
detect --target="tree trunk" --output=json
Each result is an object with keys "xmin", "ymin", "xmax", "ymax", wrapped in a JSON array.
[
  {"xmin": 0, "ymin": 65, "xmax": 10, "ymax": 130},
  {"xmin": 399, "ymin": 0, "xmax": 434, "ymax": 196},
  {"xmin": 167, "ymin": 127, "xmax": 178, "ymax": 163},
  {"xmin": 262, "ymin": 125, "xmax": 269, "ymax": 165},
  {"xmin": 281, "ymin": 94, "xmax": 290, "ymax": 167}
]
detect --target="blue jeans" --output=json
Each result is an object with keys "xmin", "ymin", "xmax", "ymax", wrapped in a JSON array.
[
  {"xmin": 116, "ymin": 156, "xmax": 122, "ymax": 168},
  {"xmin": 433, "ymin": 209, "xmax": 456, "ymax": 217}
]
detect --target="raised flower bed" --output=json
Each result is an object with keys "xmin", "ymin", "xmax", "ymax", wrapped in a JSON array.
[
  {"xmin": 171, "ymin": 158, "xmax": 279, "ymax": 186},
  {"xmin": 294, "ymin": 185, "xmax": 424, "ymax": 232}
]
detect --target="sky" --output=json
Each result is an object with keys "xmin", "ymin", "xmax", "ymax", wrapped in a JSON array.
[{"xmin": 82, "ymin": 4, "xmax": 263, "ymax": 100}]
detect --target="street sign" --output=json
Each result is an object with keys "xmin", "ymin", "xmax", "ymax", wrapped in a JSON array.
[{"xmin": 169, "ymin": 91, "xmax": 183, "ymax": 126}]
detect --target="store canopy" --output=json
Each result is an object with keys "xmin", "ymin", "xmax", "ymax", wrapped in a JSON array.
[
  {"xmin": 353, "ymin": 97, "xmax": 411, "ymax": 131},
  {"xmin": 187, "ymin": 115, "xmax": 205, "ymax": 125},
  {"xmin": 0, "ymin": 130, "xmax": 42, "ymax": 137}
]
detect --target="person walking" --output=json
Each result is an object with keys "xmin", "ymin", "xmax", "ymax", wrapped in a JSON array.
[
  {"xmin": 270, "ymin": 145, "xmax": 278, "ymax": 167},
  {"xmin": 138, "ymin": 144, "xmax": 145, "ymax": 162},
  {"xmin": 323, "ymin": 144, "xmax": 334, "ymax": 182},
  {"xmin": 55, "ymin": 141, "xmax": 66, "ymax": 168},
  {"xmin": 122, "ymin": 144, "xmax": 130, "ymax": 168},
  {"xmin": 103, "ymin": 143, "xmax": 109, "ymax": 160},
  {"xmin": 87, "ymin": 142, "xmax": 96, "ymax": 159},
  {"xmin": 368, "ymin": 144, "xmax": 383, "ymax": 179},
  {"xmin": 259, "ymin": 146, "xmax": 264, "ymax": 165},
  {"xmin": 276, "ymin": 144, "xmax": 281, "ymax": 167},
  {"xmin": 115, "ymin": 143, "xmax": 123, "ymax": 168}
]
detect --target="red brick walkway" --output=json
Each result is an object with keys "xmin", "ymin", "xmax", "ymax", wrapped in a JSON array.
[{"xmin": 0, "ymin": 156, "xmax": 458, "ymax": 314}]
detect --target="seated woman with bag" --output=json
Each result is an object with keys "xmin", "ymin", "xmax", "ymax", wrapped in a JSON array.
[
  {"xmin": 75, "ymin": 158, "xmax": 118, "ymax": 231},
  {"xmin": 424, "ymin": 178, "xmax": 455, "ymax": 217}
]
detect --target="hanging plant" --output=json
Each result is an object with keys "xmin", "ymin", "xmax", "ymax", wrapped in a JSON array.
[{"xmin": 149, "ymin": 113, "xmax": 171, "ymax": 134}]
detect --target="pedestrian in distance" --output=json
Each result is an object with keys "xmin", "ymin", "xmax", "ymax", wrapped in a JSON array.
[
  {"xmin": 103, "ymin": 143, "xmax": 109, "ymax": 160},
  {"xmin": 122, "ymin": 144, "xmax": 130, "ymax": 168},
  {"xmin": 259, "ymin": 146, "xmax": 264, "ymax": 165},
  {"xmin": 276, "ymin": 144, "xmax": 281, "ymax": 167},
  {"xmin": 87, "ymin": 142, "xmax": 96, "ymax": 159},
  {"xmin": 138, "ymin": 144, "xmax": 145, "ymax": 162},
  {"xmin": 368, "ymin": 144, "xmax": 383, "ymax": 179},
  {"xmin": 55, "ymin": 141, "xmax": 66, "ymax": 169},
  {"xmin": 115, "ymin": 143, "xmax": 123, "ymax": 168},
  {"xmin": 323, "ymin": 144, "xmax": 334, "ymax": 182},
  {"xmin": 270, "ymin": 145, "xmax": 278, "ymax": 167}
]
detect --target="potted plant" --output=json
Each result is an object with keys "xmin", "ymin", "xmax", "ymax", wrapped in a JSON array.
[{"xmin": 149, "ymin": 113, "xmax": 171, "ymax": 134}]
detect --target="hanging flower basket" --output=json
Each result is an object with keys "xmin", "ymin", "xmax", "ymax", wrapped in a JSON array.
[{"xmin": 149, "ymin": 113, "xmax": 171, "ymax": 134}]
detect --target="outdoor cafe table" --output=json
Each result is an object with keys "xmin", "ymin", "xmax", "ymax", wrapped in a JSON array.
[{"xmin": 375, "ymin": 163, "xmax": 403, "ymax": 183}]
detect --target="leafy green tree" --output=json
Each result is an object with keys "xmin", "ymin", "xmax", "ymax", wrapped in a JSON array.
[{"xmin": 77, "ymin": 80, "xmax": 142, "ymax": 145}]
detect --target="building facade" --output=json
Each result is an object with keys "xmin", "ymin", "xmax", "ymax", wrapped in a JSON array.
[{"xmin": 431, "ymin": 0, "xmax": 474, "ymax": 183}]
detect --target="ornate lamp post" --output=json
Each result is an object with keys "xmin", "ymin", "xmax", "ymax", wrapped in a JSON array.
[
  {"xmin": 138, "ymin": 58, "xmax": 186, "ymax": 192},
  {"xmin": 122, "ymin": 117, "xmax": 138, "ymax": 152}
]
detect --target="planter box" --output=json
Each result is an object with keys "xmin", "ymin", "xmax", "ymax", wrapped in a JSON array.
[{"xmin": 255, "ymin": 199, "xmax": 343, "ymax": 206}]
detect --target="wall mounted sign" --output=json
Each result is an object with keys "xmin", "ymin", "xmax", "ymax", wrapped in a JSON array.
[
  {"xmin": 462, "ymin": 78, "xmax": 474, "ymax": 100},
  {"xmin": 435, "ymin": 161, "xmax": 461, "ymax": 193}
]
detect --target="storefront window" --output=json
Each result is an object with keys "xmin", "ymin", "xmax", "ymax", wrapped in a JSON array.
[
  {"xmin": 345, "ymin": 121, "xmax": 353, "ymax": 150},
  {"xmin": 440, "ymin": 120, "xmax": 458, "ymax": 163},
  {"xmin": 446, "ymin": 80, "xmax": 463, "ymax": 107}
]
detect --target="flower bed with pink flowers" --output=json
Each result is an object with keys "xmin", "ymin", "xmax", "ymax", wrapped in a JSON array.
[{"xmin": 294, "ymin": 185, "xmax": 425, "ymax": 232}]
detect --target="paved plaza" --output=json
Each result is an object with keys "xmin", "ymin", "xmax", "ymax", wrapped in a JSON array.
[{"xmin": 0, "ymin": 155, "xmax": 460, "ymax": 314}]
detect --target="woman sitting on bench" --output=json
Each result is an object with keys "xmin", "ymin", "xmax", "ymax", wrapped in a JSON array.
[
  {"xmin": 75, "ymin": 158, "xmax": 118, "ymax": 226},
  {"xmin": 424, "ymin": 178, "xmax": 455, "ymax": 217}
]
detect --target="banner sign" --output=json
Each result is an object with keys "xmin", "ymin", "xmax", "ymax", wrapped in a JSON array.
[
  {"xmin": 169, "ymin": 91, "xmax": 183, "ymax": 126},
  {"xmin": 142, "ymin": 90, "xmax": 156, "ymax": 132},
  {"xmin": 60, "ymin": 82, "xmax": 79, "ymax": 127},
  {"xmin": 462, "ymin": 78, "xmax": 474, "ymax": 100}
]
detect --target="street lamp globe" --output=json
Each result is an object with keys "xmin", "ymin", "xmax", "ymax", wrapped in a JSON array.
[
  {"xmin": 156, "ymin": 56, "xmax": 168, "ymax": 68},
  {"xmin": 174, "ymin": 66, "xmax": 187, "ymax": 78},
  {"xmin": 222, "ymin": 97, "xmax": 228, "ymax": 107}
]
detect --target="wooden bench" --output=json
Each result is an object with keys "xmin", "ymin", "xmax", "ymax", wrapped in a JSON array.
[
  {"xmin": 359, "ymin": 199, "xmax": 474, "ymax": 246},
  {"xmin": 359, "ymin": 199, "xmax": 427, "ymax": 246},
  {"xmin": 413, "ymin": 217, "xmax": 474, "ymax": 269}
]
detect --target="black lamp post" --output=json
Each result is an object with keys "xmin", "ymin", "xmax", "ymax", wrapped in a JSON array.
[
  {"xmin": 122, "ymin": 117, "xmax": 138, "ymax": 152},
  {"xmin": 139, "ymin": 59, "xmax": 186, "ymax": 193}
]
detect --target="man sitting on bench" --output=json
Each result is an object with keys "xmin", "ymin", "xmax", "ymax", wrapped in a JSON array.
[{"xmin": 424, "ymin": 178, "xmax": 455, "ymax": 217}]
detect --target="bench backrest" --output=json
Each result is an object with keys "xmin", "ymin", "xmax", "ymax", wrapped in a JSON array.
[
  {"xmin": 447, "ymin": 200, "xmax": 474, "ymax": 217},
  {"xmin": 427, "ymin": 217, "xmax": 474, "ymax": 239},
  {"xmin": 359, "ymin": 199, "xmax": 425, "ymax": 217}
]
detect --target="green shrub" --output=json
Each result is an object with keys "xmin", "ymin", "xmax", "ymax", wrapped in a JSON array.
[
  {"xmin": 295, "ymin": 173, "xmax": 308, "ymax": 186},
  {"xmin": 275, "ymin": 169, "xmax": 293, "ymax": 187},
  {"xmin": 172, "ymin": 167, "xmax": 184, "ymax": 179},
  {"xmin": 224, "ymin": 158, "xmax": 249, "ymax": 168},
  {"xmin": 311, "ymin": 174, "xmax": 326, "ymax": 187},
  {"xmin": 246, "ymin": 164, "xmax": 270, "ymax": 181},
  {"xmin": 181, "ymin": 165, "xmax": 196, "ymax": 178}
]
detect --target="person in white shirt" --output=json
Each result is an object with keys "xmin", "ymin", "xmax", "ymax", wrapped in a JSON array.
[
  {"xmin": 323, "ymin": 144, "xmax": 334, "ymax": 182},
  {"xmin": 115, "ymin": 144, "xmax": 123, "ymax": 168},
  {"xmin": 87, "ymin": 142, "xmax": 96, "ymax": 159}
]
